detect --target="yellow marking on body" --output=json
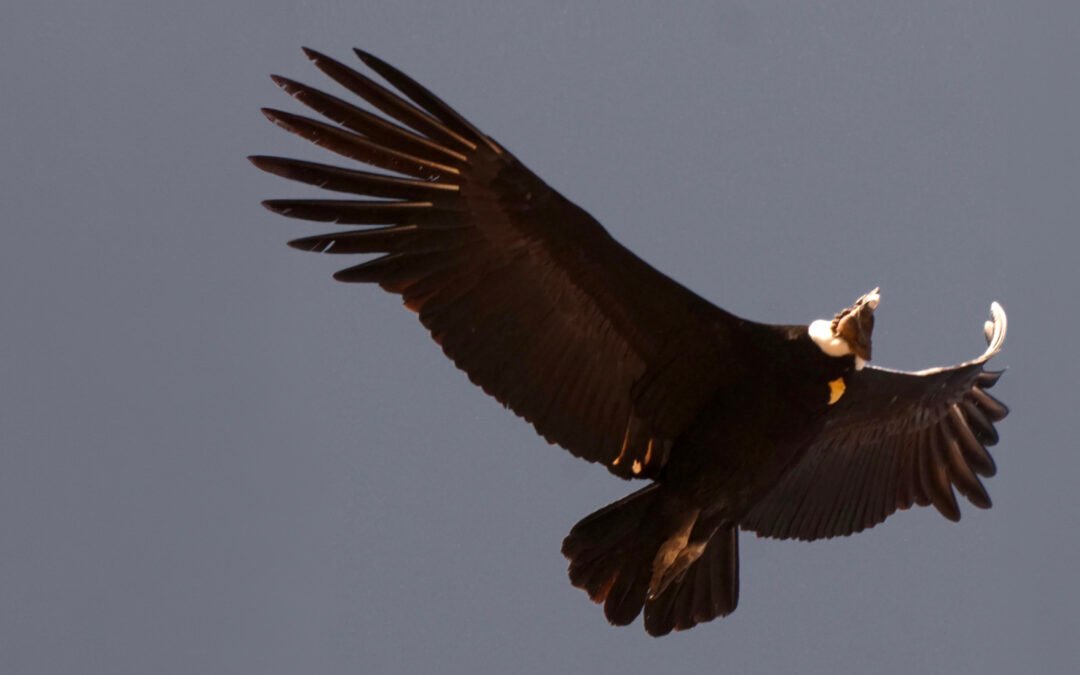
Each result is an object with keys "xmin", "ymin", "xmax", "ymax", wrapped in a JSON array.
[
  {"xmin": 632, "ymin": 460, "xmax": 643, "ymax": 475},
  {"xmin": 644, "ymin": 438, "xmax": 655, "ymax": 465},
  {"xmin": 828, "ymin": 377, "xmax": 846, "ymax": 405}
]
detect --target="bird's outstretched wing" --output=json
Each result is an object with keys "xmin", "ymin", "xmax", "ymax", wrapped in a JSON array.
[
  {"xmin": 252, "ymin": 48, "xmax": 754, "ymax": 479},
  {"xmin": 742, "ymin": 303, "xmax": 1008, "ymax": 540}
]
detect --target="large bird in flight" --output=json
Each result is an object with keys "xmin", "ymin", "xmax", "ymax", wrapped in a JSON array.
[{"xmin": 252, "ymin": 48, "xmax": 1009, "ymax": 636}]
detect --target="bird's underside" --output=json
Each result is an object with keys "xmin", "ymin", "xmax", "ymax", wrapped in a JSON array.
[{"xmin": 254, "ymin": 47, "xmax": 1010, "ymax": 636}]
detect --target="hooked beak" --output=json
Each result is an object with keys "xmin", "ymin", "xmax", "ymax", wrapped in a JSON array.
[{"xmin": 833, "ymin": 288, "xmax": 878, "ymax": 362}]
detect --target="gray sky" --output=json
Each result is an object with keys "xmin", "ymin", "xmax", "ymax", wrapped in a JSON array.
[{"xmin": 2, "ymin": 2, "xmax": 1076, "ymax": 673}]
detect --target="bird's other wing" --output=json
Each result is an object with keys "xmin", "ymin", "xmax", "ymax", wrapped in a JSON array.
[
  {"xmin": 252, "ymin": 48, "xmax": 756, "ymax": 479},
  {"xmin": 741, "ymin": 303, "xmax": 1008, "ymax": 540}
]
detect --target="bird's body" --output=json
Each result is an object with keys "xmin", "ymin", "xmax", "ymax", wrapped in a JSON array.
[
  {"xmin": 254, "ymin": 47, "xmax": 1009, "ymax": 636},
  {"xmin": 662, "ymin": 326, "xmax": 843, "ymax": 509}
]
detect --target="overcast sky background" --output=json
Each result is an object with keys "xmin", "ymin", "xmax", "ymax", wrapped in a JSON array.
[{"xmin": 2, "ymin": 2, "xmax": 1077, "ymax": 673}]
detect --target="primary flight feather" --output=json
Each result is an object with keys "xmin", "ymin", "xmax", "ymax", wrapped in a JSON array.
[{"xmin": 253, "ymin": 47, "xmax": 1009, "ymax": 636}]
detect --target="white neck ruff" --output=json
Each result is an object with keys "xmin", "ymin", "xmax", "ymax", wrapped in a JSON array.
[
  {"xmin": 808, "ymin": 319, "xmax": 867, "ymax": 370},
  {"xmin": 809, "ymin": 319, "xmax": 852, "ymax": 357}
]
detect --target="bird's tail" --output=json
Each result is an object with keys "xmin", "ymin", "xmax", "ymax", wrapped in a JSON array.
[{"xmin": 561, "ymin": 486, "xmax": 740, "ymax": 636}]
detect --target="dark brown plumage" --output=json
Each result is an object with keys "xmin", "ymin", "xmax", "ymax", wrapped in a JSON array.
[{"xmin": 253, "ymin": 47, "xmax": 1009, "ymax": 636}]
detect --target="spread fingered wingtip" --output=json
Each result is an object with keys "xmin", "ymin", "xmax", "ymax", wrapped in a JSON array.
[{"xmin": 351, "ymin": 46, "xmax": 499, "ymax": 155}]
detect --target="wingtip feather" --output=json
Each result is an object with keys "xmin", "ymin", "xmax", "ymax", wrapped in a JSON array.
[
  {"xmin": 301, "ymin": 46, "xmax": 324, "ymax": 62},
  {"xmin": 261, "ymin": 199, "xmax": 293, "ymax": 215},
  {"xmin": 287, "ymin": 235, "xmax": 332, "ymax": 253},
  {"xmin": 260, "ymin": 107, "xmax": 285, "ymax": 126}
]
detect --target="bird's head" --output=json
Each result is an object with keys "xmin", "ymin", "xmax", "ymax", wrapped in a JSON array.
[{"xmin": 808, "ymin": 288, "xmax": 880, "ymax": 370}]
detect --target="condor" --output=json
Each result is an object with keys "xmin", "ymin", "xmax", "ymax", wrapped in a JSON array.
[{"xmin": 252, "ymin": 48, "xmax": 1009, "ymax": 636}]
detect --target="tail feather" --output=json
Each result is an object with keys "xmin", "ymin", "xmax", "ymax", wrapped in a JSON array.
[
  {"xmin": 562, "ymin": 487, "xmax": 740, "ymax": 634},
  {"xmin": 643, "ymin": 525, "xmax": 739, "ymax": 636},
  {"xmin": 562, "ymin": 485, "xmax": 661, "ymax": 626}
]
